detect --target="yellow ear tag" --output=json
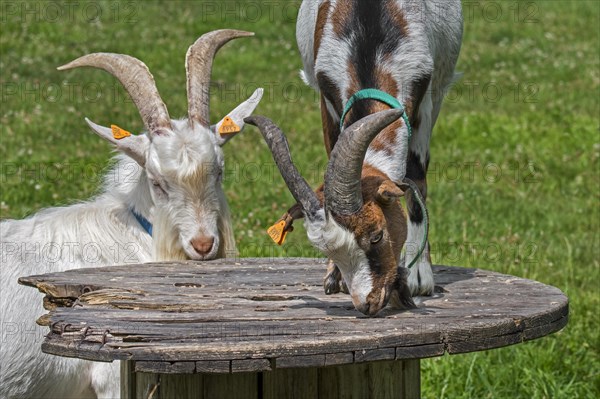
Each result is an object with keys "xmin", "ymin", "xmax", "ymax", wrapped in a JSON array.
[
  {"xmin": 267, "ymin": 220, "xmax": 289, "ymax": 246},
  {"xmin": 111, "ymin": 125, "xmax": 132, "ymax": 140},
  {"xmin": 218, "ymin": 116, "xmax": 241, "ymax": 136}
]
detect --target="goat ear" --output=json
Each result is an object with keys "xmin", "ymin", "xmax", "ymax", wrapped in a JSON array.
[
  {"xmin": 376, "ymin": 180, "xmax": 405, "ymax": 204},
  {"xmin": 85, "ymin": 118, "xmax": 149, "ymax": 167},
  {"xmin": 212, "ymin": 88, "xmax": 264, "ymax": 146}
]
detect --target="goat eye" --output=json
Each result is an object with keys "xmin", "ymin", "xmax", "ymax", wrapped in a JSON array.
[
  {"xmin": 150, "ymin": 180, "xmax": 167, "ymax": 195},
  {"xmin": 371, "ymin": 231, "xmax": 384, "ymax": 244}
]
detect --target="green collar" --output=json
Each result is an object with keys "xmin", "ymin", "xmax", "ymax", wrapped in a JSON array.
[
  {"xmin": 339, "ymin": 89, "xmax": 426, "ymax": 269},
  {"xmin": 339, "ymin": 88, "xmax": 412, "ymax": 139}
]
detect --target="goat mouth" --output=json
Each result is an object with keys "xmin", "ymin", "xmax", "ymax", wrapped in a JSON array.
[
  {"xmin": 357, "ymin": 287, "xmax": 392, "ymax": 317},
  {"xmin": 184, "ymin": 245, "xmax": 219, "ymax": 261}
]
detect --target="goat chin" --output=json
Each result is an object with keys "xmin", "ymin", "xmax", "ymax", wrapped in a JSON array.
[
  {"xmin": 152, "ymin": 193, "xmax": 237, "ymax": 262},
  {"xmin": 216, "ymin": 193, "xmax": 237, "ymax": 259}
]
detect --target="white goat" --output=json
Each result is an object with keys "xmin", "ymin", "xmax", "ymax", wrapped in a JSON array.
[{"xmin": 0, "ymin": 30, "xmax": 263, "ymax": 398}]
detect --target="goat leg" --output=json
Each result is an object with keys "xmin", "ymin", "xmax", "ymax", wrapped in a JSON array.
[{"xmin": 323, "ymin": 260, "xmax": 349, "ymax": 295}]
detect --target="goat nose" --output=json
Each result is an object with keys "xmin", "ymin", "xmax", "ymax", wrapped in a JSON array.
[
  {"xmin": 355, "ymin": 301, "xmax": 383, "ymax": 317},
  {"xmin": 190, "ymin": 236, "xmax": 214, "ymax": 256},
  {"xmin": 355, "ymin": 302, "xmax": 371, "ymax": 316}
]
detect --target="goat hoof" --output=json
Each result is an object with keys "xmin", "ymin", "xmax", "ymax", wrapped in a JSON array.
[
  {"xmin": 408, "ymin": 263, "xmax": 435, "ymax": 297},
  {"xmin": 340, "ymin": 279, "xmax": 349, "ymax": 294},
  {"xmin": 324, "ymin": 277, "xmax": 341, "ymax": 295}
]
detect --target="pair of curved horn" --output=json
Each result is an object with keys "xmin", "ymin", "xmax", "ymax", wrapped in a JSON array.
[
  {"xmin": 246, "ymin": 109, "xmax": 404, "ymax": 217},
  {"xmin": 58, "ymin": 29, "xmax": 253, "ymax": 135}
]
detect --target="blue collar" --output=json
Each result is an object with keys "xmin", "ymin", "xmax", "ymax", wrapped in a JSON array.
[
  {"xmin": 131, "ymin": 209, "xmax": 153, "ymax": 236},
  {"xmin": 340, "ymin": 88, "xmax": 412, "ymax": 139}
]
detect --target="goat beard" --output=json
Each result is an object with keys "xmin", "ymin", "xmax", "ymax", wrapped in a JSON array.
[
  {"xmin": 152, "ymin": 208, "xmax": 188, "ymax": 262},
  {"xmin": 151, "ymin": 200, "xmax": 237, "ymax": 262},
  {"xmin": 215, "ymin": 192, "xmax": 237, "ymax": 259}
]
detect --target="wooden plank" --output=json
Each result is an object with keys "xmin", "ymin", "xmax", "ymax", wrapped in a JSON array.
[
  {"xmin": 135, "ymin": 372, "xmax": 160, "ymax": 399},
  {"xmin": 120, "ymin": 360, "xmax": 136, "ymax": 399},
  {"xmin": 263, "ymin": 367, "xmax": 318, "ymax": 399},
  {"xmin": 402, "ymin": 360, "xmax": 421, "ymax": 399},
  {"xmin": 355, "ymin": 347, "xmax": 396, "ymax": 363},
  {"xmin": 203, "ymin": 373, "xmax": 259, "ymax": 399},
  {"xmin": 369, "ymin": 360, "xmax": 403, "ymax": 399},
  {"xmin": 231, "ymin": 358, "xmax": 272, "ymax": 373},
  {"xmin": 159, "ymin": 374, "xmax": 202, "ymax": 399},
  {"xmin": 135, "ymin": 361, "xmax": 195, "ymax": 374},
  {"xmin": 317, "ymin": 360, "xmax": 421, "ymax": 399},
  {"xmin": 396, "ymin": 343, "xmax": 445, "ymax": 360},
  {"xmin": 324, "ymin": 352, "xmax": 354, "ymax": 366},
  {"xmin": 196, "ymin": 360, "xmax": 229, "ymax": 373},
  {"xmin": 276, "ymin": 354, "xmax": 325, "ymax": 369},
  {"xmin": 523, "ymin": 315, "xmax": 569, "ymax": 341},
  {"xmin": 446, "ymin": 330, "xmax": 523, "ymax": 354},
  {"xmin": 318, "ymin": 362, "xmax": 370, "ymax": 398}
]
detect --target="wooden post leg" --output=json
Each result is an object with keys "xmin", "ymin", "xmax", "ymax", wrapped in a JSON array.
[
  {"xmin": 402, "ymin": 359, "xmax": 421, "ymax": 398},
  {"xmin": 121, "ymin": 361, "xmax": 161, "ymax": 399},
  {"xmin": 121, "ymin": 359, "xmax": 420, "ymax": 398},
  {"xmin": 264, "ymin": 359, "xmax": 421, "ymax": 399},
  {"xmin": 120, "ymin": 361, "xmax": 258, "ymax": 399}
]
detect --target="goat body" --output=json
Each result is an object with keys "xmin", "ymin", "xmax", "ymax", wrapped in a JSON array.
[
  {"xmin": 298, "ymin": 0, "xmax": 463, "ymax": 301},
  {"xmin": 248, "ymin": 0, "xmax": 462, "ymax": 316},
  {"xmin": 0, "ymin": 30, "xmax": 263, "ymax": 398},
  {"xmin": 1, "ymin": 158, "xmax": 151, "ymax": 398}
]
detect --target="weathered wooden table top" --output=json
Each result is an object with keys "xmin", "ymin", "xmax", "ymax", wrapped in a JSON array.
[{"xmin": 19, "ymin": 258, "xmax": 568, "ymax": 374}]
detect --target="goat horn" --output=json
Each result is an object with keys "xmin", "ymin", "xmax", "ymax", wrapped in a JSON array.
[
  {"xmin": 186, "ymin": 29, "xmax": 255, "ymax": 128},
  {"xmin": 324, "ymin": 109, "xmax": 405, "ymax": 215},
  {"xmin": 244, "ymin": 116, "xmax": 321, "ymax": 219},
  {"xmin": 58, "ymin": 53, "xmax": 171, "ymax": 136}
]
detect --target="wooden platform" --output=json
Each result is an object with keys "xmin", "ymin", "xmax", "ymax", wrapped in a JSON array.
[{"xmin": 19, "ymin": 258, "xmax": 568, "ymax": 398}]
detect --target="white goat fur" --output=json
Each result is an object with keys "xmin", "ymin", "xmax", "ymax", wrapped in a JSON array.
[{"xmin": 0, "ymin": 96, "xmax": 262, "ymax": 397}]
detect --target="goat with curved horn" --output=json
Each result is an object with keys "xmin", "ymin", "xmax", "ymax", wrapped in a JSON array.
[
  {"xmin": 1, "ymin": 32, "xmax": 264, "ymax": 398},
  {"xmin": 58, "ymin": 53, "xmax": 171, "ymax": 136},
  {"xmin": 294, "ymin": 0, "xmax": 462, "ymax": 310},
  {"xmin": 247, "ymin": 109, "xmax": 414, "ymax": 316},
  {"xmin": 187, "ymin": 29, "xmax": 255, "ymax": 128}
]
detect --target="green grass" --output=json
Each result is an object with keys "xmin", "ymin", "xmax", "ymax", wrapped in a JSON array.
[{"xmin": 1, "ymin": 1, "xmax": 598, "ymax": 397}]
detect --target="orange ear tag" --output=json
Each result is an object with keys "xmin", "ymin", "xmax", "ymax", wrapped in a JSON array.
[
  {"xmin": 267, "ymin": 220, "xmax": 289, "ymax": 246},
  {"xmin": 111, "ymin": 125, "xmax": 132, "ymax": 140},
  {"xmin": 218, "ymin": 116, "xmax": 241, "ymax": 136}
]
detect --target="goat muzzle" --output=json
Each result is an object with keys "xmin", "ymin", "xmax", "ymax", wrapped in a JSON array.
[{"xmin": 190, "ymin": 235, "xmax": 215, "ymax": 257}]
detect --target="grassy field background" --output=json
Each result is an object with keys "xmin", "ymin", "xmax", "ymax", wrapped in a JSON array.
[{"xmin": 1, "ymin": 0, "xmax": 598, "ymax": 397}]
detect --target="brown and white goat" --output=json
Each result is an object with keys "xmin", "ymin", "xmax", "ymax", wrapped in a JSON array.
[{"xmin": 248, "ymin": 0, "xmax": 462, "ymax": 316}]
